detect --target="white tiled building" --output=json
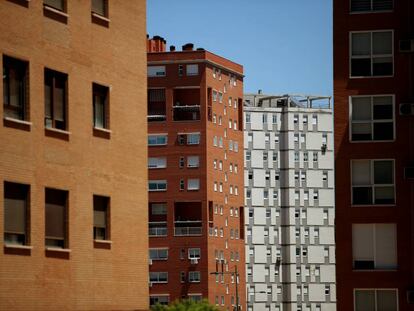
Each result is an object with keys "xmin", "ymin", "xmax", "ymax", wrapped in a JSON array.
[{"xmin": 244, "ymin": 93, "xmax": 336, "ymax": 311}]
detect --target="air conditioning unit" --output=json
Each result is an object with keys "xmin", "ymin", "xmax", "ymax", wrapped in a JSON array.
[
  {"xmin": 404, "ymin": 167, "xmax": 414, "ymax": 179},
  {"xmin": 190, "ymin": 258, "xmax": 199, "ymax": 265},
  {"xmin": 399, "ymin": 39, "xmax": 414, "ymax": 53},
  {"xmin": 407, "ymin": 290, "xmax": 414, "ymax": 304},
  {"xmin": 399, "ymin": 103, "xmax": 414, "ymax": 115},
  {"xmin": 148, "ymin": 259, "xmax": 153, "ymax": 265}
]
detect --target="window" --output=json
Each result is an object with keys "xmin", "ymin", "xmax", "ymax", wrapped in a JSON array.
[
  {"xmin": 45, "ymin": 188, "xmax": 68, "ymax": 248},
  {"xmin": 234, "ymin": 142, "xmax": 238, "ymax": 152},
  {"xmin": 352, "ymin": 159, "xmax": 394, "ymax": 205},
  {"xmin": 91, "ymin": 0, "xmax": 108, "ymax": 17},
  {"xmin": 188, "ymin": 179, "xmax": 200, "ymax": 190},
  {"xmin": 304, "ymin": 152, "xmax": 308, "ymax": 162},
  {"xmin": 179, "ymin": 157, "xmax": 185, "ymax": 168},
  {"xmin": 44, "ymin": 68, "xmax": 68, "ymax": 130},
  {"xmin": 44, "ymin": 0, "xmax": 65, "ymax": 11},
  {"xmin": 313, "ymin": 152, "xmax": 318, "ymax": 162},
  {"xmin": 149, "ymin": 248, "xmax": 168, "ymax": 260},
  {"xmin": 149, "ymin": 180, "xmax": 167, "ymax": 191},
  {"xmin": 214, "ymin": 182, "xmax": 218, "ymax": 192},
  {"xmin": 186, "ymin": 64, "xmax": 198, "ymax": 76},
  {"xmin": 150, "ymin": 203, "xmax": 167, "ymax": 215},
  {"xmin": 294, "ymin": 114, "xmax": 299, "ymax": 124},
  {"xmin": 180, "ymin": 179, "xmax": 185, "ymax": 191},
  {"xmin": 351, "ymin": 95, "xmax": 394, "ymax": 141},
  {"xmin": 189, "ymin": 248, "xmax": 201, "ymax": 259},
  {"xmin": 93, "ymin": 83, "xmax": 109, "ymax": 129},
  {"xmin": 272, "ymin": 114, "xmax": 277, "ymax": 124},
  {"xmin": 294, "ymin": 152, "xmax": 299, "ymax": 162},
  {"xmin": 148, "ymin": 134, "xmax": 167, "ymax": 146},
  {"xmin": 148, "ymin": 157, "xmax": 167, "ymax": 169},
  {"xmin": 3, "ymin": 56, "xmax": 28, "ymax": 121},
  {"xmin": 246, "ymin": 113, "xmax": 251, "ymax": 123},
  {"xmin": 188, "ymin": 295, "xmax": 202, "ymax": 302},
  {"xmin": 219, "ymin": 92, "xmax": 223, "ymax": 103},
  {"xmin": 312, "ymin": 115, "xmax": 318, "ymax": 125},
  {"xmin": 149, "ymin": 272, "xmax": 168, "ymax": 283},
  {"xmin": 234, "ymin": 165, "xmax": 238, "ymax": 173},
  {"xmin": 187, "ymin": 156, "xmax": 199, "ymax": 168},
  {"xmin": 148, "ymin": 66, "xmax": 166, "ymax": 77},
  {"xmin": 188, "ymin": 271, "xmax": 201, "ymax": 283},
  {"xmin": 187, "ymin": 133, "xmax": 201, "ymax": 145},
  {"xmin": 303, "ymin": 115, "xmax": 308, "ymax": 124},
  {"xmin": 354, "ymin": 289, "xmax": 397, "ymax": 311},
  {"xmin": 4, "ymin": 182, "xmax": 29, "ymax": 245},
  {"xmin": 353, "ymin": 223, "xmax": 397, "ymax": 269},
  {"xmin": 350, "ymin": 0, "xmax": 393, "ymax": 13},
  {"xmin": 262, "ymin": 114, "xmax": 267, "ymax": 124},
  {"xmin": 93, "ymin": 195, "xmax": 110, "ymax": 240},
  {"xmin": 351, "ymin": 31, "xmax": 393, "ymax": 77},
  {"xmin": 294, "ymin": 134, "xmax": 299, "ymax": 143},
  {"xmin": 150, "ymin": 296, "xmax": 169, "ymax": 306}
]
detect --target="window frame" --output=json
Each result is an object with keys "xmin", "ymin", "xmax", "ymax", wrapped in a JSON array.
[
  {"xmin": 148, "ymin": 180, "xmax": 168, "ymax": 192},
  {"xmin": 188, "ymin": 271, "xmax": 201, "ymax": 283},
  {"xmin": 148, "ymin": 134, "xmax": 168, "ymax": 146},
  {"xmin": 351, "ymin": 159, "xmax": 396, "ymax": 206},
  {"xmin": 44, "ymin": 0, "xmax": 66, "ymax": 12},
  {"xmin": 349, "ymin": 94, "xmax": 395, "ymax": 142},
  {"xmin": 353, "ymin": 288, "xmax": 398, "ymax": 311},
  {"xmin": 149, "ymin": 272, "xmax": 168, "ymax": 284},
  {"xmin": 349, "ymin": 30, "xmax": 394, "ymax": 78},
  {"xmin": 149, "ymin": 248, "xmax": 169, "ymax": 261},
  {"xmin": 91, "ymin": 0, "xmax": 109, "ymax": 18},
  {"xmin": 148, "ymin": 157, "xmax": 167, "ymax": 169},
  {"xmin": 92, "ymin": 82, "xmax": 110, "ymax": 130},
  {"xmin": 93, "ymin": 195, "xmax": 110, "ymax": 241},
  {"xmin": 349, "ymin": 0, "xmax": 394, "ymax": 14},
  {"xmin": 44, "ymin": 68, "xmax": 68, "ymax": 131},
  {"xmin": 148, "ymin": 66, "xmax": 166, "ymax": 77},
  {"xmin": 3, "ymin": 55, "xmax": 29, "ymax": 122},
  {"xmin": 45, "ymin": 187, "xmax": 69, "ymax": 249}
]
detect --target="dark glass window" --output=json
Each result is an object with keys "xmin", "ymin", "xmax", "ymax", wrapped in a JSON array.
[
  {"xmin": 44, "ymin": 68, "xmax": 68, "ymax": 130},
  {"xmin": 93, "ymin": 83, "xmax": 109, "ymax": 129},
  {"xmin": 4, "ymin": 182, "xmax": 29, "ymax": 245},
  {"xmin": 92, "ymin": 0, "xmax": 108, "ymax": 17},
  {"xmin": 45, "ymin": 188, "xmax": 68, "ymax": 248},
  {"xmin": 3, "ymin": 56, "xmax": 28, "ymax": 120},
  {"xmin": 93, "ymin": 195, "xmax": 109, "ymax": 240}
]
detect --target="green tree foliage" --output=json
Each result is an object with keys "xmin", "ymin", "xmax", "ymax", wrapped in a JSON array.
[{"xmin": 151, "ymin": 299, "xmax": 220, "ymax": 311}]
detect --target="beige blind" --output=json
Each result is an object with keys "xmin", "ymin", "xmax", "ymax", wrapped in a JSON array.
[
  {"xmin": 375, "ymin": 224, "xmax": 397, "ymax": 269},
  {"xmin": 45, "ymin": 189, "xmax": 66, "ymax": 239},
  {"xmin": 352, "ymin": 224, "xmax": 374, "ymax": 261},
  {"xmin": 44, "ymin": 0, "xmax": 64, "ymax": 11},
  {"xmin": 94, "ymin": 209, "xmax": 106, "ymax": 228},
  {"xmin": 4, "ymin": 197, "xmax": 25, "ymax": 234}
]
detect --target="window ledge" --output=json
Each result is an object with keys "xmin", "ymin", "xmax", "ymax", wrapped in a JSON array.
[
  {"xmin": 45, "ymin": 127, "xmax": 71, "ymax": 135},
  {"xmin": 91, "ymin": 12, "xmax": 110, "ymax": 23},
  {"xmin": 3, "ymin": 117, "xmax": 32, "ymax": 131},
  {"xmin": 45, "ymin": 247, "xmax": 71, "ymax": 253},
  {"xmin": 43, "ymin": 5, "xmax": 69, "ymax": 18},
  {"xmin": 4, "ymin": 117, "xmax": 32, "ymax": 126},
  {"xmin": 4, "ymin": 244, "xmax": 33, "ymax": 250},
  {"xmin": 94, "ymin": 239, "xmax": 112, "ymax": 244},
  {"xmin": 93, "ymin": 127, "xmax": 111, "ymax": 133}
]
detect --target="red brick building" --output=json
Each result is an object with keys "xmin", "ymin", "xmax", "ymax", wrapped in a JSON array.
[
  {"xmin": 147, "ymin": 36, "xmax": 246, "ymax": 310},
  {"xmin": 334, "ymin": 0, "xmax": 414, "ymax": 310}
]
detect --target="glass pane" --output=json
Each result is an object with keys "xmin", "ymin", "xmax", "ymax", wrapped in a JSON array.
[
  {"xmin": 352, "ymin": 33, "xmax": 371, "ymax": 56},
  {"xmin": 374, "ymin": 186, "xmax": 394, "ymax": 204},
  {"xmin": 351, "ymin": 0, "xmax": 371, "ymax": 12},
  {"xmin": 373, "ymin": 0, "xmax": 393, "ymax": 11},
  {"xmin": 352, "ymin": 123, "xmax": 372, "ymax": 141},
  {"xmin": 54, "ymin": 79, "xmax": 65, "ymax": 122},
  {"xmin": 353, "ymin": 187, "xmax": 372, "ymax": 204},
  {"xmin": 355, "ymin": 290, "xmax": 375, "ymax": 311},
  {"xmin": 44, "ymin": 0, "xmax": 64, "ymax": 11},
  {"xmin": 4, "ymin": 183, "xmax": 27, "ymax": 235},
  {"xmin": 352, "ymin": 97, "xmax": 371, "ymax": 120},
  {"xmin": 373, "ymin": 122, "xmax": 393, "ymax": 140},
  {"xmin": 352, "ymin": 160, "xmax": 371, "ymax": 185},
  {"xmin": 375, "ymin": 224, "xmax": 397, "ymax": 269},
  {"xmin": 45, "ymin": 202, "xmax": 65, "ymax": 239},
  {"xmin": 9, "ymin": 68, "xmax": 20, "ymax": 108},
  {"xmin": 377, "ymin": 290, "xmax": 397, "ymax": 311},
  {"xmin": 92, "ymin": 0, "xmax": 106, "ymax": 16},
  {"xmin": 94, "ymin": 95, "xmax": 105, "ymax": 128},
  {"xmin": 373, "ymin": 32, "xmax": 392, "ymax": 55},
  {"xmin": 373, "ymin": 57, "xmax": 393, "ymax": 76},
  {"xmin": 352, "ymin": 58, "xmax": 371, "ymax": 76},
  {"xmin": 374, "ymin": 161, "xmax": 393, "ymax": 184},
  {"xmin": 373, "ymin": 97, "xmax": 393, "ymax": 119}
]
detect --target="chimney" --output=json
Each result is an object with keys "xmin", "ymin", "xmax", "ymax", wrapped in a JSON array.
[
  {"xmin": 170, "ymin": 45, "xmax": 176, "ymax": 52},
  {"xmin": 182, "ymin": 43, "xmax": 194, "ymax": 51},
  {"xmin": 147, "ymin": 35, "xmax": 167, "ymax": 52}
]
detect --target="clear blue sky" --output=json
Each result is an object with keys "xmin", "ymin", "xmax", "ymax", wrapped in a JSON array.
[{"xmin": 147, "ymin": 0, "xmax": 332, "ymax": 96}]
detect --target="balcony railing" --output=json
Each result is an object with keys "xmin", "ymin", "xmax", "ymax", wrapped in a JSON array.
[
  {"xmin": 173, "ymin": 105, "xmax": 200, "ymax": 121},
  {"xmin": 149, "ymin": 222, "xmax": 167, "ymax": 237},
  {"xmin": 174, "ymin": 220, "xmax": 202, "ymax": 236}
]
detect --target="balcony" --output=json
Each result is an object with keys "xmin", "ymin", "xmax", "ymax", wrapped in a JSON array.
[
  {"xmin": 149, "ymin": 222, "xmax": 167, "ymax": 237},
  {"xmin": 173, "ymin": 104, "xmax": 200, "ymax": 121},
  {"xmin": 174, "ymin": 221, "xmax": 202, "ymax": 236},
  {"xmin": 148, "ymin": 89, "xmax": 166, "ymax": 122}
]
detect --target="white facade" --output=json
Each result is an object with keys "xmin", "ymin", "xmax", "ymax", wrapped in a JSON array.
[{"xmin": 244, "ymin": 94, "xmax": 336, "ymax": 311}]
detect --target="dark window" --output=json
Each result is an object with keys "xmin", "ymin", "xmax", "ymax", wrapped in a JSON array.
[
  {"xmin": 92, "ymin": 0, "xmax": 108, "ymax": 17},
  {"xmin": 45, "ymin": 188, "xmax": 68, "ymax": 248},
  {"xmin": 93, "ymin": 195, "xmax": 109, "ymax": 240},
  {"xmin": 3, "ymin": 56, "xmax": 28, "ymax": 120},
  {"xmin": 44, "ymin": 68, "xmax": 68, "ymax": 130},
  {"xmin": 351, "ymin": 0, "xmax": 393, "ymax": 12},
  {"xmin": 354, "ymin": 260, "xmax": 375, "ymax": 269},
  {"xmin": 44, "ymin": 0, "xmax": 65, "ymax": 12},
  {"xmin": 4, "ymin": 182, "xmax": 29, "ymax": 245},
  {"xmin": 93, "ymin": 83, "xmax": 109, "ymax": 129}
]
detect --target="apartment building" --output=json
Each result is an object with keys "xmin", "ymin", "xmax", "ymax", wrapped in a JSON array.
[
  {"xmin": 0, "ymin": 1, "xmax": 148, "ymax": 310},
  {"xmin": 244, "ymin": 94, "xmax": 335, "ymax": 311},
  {"xmin": 334, "ymin": 0, "xmax": 414, "ymax": 310},
  {"xmin": 147, "ymin": 37, "xmax": 246, "ymax": 310}
]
